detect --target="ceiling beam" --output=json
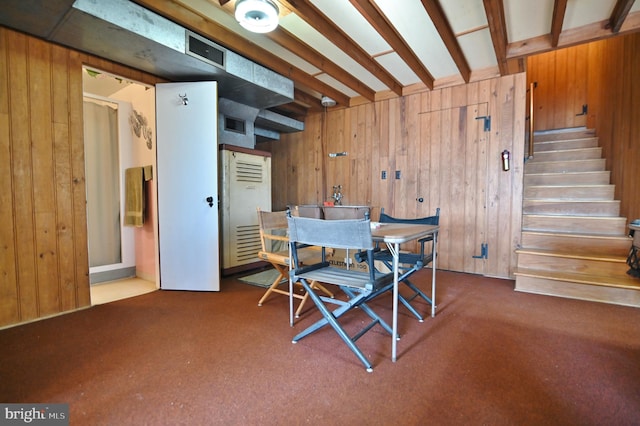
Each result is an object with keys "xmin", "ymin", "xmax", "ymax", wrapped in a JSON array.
[
  {"xmin": 267, "ymin": 27, "xmax": 377, "ymax": 101},
  {"xmin": 132, "ymin": 0, "xmax": 350, "ymax": 107},
  {"xmin": 420, "ymin": 0, "xmax": 471, "ymax": 83},
  {"xmin": 483, "ymin": 0, "xmax": 509, "ymax": 75},
  {"xmin": 293, "ymin": 88, "xmax": 326, "ymax": 112},
  {"xmin": 280, "ymin": 0, "xmax": 404, "ymax": 96},
  {"xmin": 507, "ymin": 11, "xmax": 640, "ymax": 58},
  {"xmin": 607, "ymin": 0, "xmax": 636, "ymax": 33},
  {"xmin": 350, "ymin": 0, "xmax": 434, "ymax": 90},
  {"xmin": 550, "ymin": 0, "xmax": 568, "ymax": 47}
]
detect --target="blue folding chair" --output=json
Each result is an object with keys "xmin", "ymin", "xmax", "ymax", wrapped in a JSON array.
[
  {"xmin": 372, "ymin": 208, "xmax": 440, "ymax": 321},
  {"xmin": 287, "ymin": 215, "xmax": 394, "ymax": 372}
]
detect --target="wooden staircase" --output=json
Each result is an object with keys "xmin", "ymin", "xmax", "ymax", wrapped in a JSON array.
[{"xmin": 514, "ymin": 129, "xmax": 640, "ymax": 307}]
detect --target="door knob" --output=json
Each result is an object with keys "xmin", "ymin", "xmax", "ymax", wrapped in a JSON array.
[{"xmin": 206, "ymin": 196, "xmax": 214, "ymax": 207}]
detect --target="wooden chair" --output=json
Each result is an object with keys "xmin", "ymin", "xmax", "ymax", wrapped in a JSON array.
[
  {"xmin": 288, "ymin": 215, "xmax": 394, "ymax": 372},
  {"xmin": 256, "ymin": 208, "xmax": 333, "ymax": 319}
]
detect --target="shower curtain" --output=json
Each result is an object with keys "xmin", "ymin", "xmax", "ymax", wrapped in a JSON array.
[{"xmin": 83, "ymin": 100, "xmax": 121, "ymax": 267}]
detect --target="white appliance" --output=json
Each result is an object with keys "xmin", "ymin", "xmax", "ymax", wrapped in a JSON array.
[{"xmin": 219, "ymin": 146, "xmax": 272, "ymax": 275}]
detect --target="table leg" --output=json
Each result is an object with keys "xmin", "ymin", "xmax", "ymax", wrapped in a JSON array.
[
  {"xmin": 431, "ymin": 232, "xmax": 437, "ymax": 318},
  {"xmin": 289, "ymin": 243, "xmax": 294, "ymax": 327},
  {"xmin": 388, "ymin": 241, "xmax": 400, "ymax": 362}
]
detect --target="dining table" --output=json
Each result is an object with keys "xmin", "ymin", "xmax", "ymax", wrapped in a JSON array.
[{"xmin": 370, "ymin": 222, "xmax": 439, "ymax": 362}]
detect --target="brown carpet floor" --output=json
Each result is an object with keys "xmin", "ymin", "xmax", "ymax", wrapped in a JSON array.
[{"xmin": 1, "ymin": 270, "xmax": 639, "ymax": 425}]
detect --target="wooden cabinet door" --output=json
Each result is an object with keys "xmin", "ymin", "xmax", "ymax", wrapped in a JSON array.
[{"xmin": 419, "ymin": 103, "xmax": 489, "ymax": 275}]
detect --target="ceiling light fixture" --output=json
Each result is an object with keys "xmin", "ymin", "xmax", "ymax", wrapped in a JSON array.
[{"xmin": 235, "ymin": 0, "xmax": 279, "ymax": 34}]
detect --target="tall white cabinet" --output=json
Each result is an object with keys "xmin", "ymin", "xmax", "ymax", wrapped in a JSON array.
[{"xmin": 219, "ymin": 145, "xmax": 271, "ymax": 275}]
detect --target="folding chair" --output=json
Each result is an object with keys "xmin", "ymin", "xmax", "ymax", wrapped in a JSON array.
[
  {"xmin": 373, "ymin": 208, "xmax": 440, "ymax": 321},
  {"xmin": 256, "ymin": 208, "xmax": 333, "ymax": 318},
  {"xmin": 288, "ymin": 215, "xmax": 395, "ymax": 372}
]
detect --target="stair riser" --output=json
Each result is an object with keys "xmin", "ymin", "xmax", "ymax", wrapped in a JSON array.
[
  {"xmin": 521, "ymin": 232, "xmax": 632, "ymax": 256},
  {"xmin": 533, "ymin": 137, "xmax": 598, "ymax": 152},
  {"xmin": 525, "ymin": 186, "xmax": 614, "ymax": 200},
  {"xmin": 524, "ymin": 172, "xmax": 610, "ymax": 186},
  {"xmin": 530, "ymin": 148, "xmax": 602, "ymax": 162},
  {"xmin": 523, "ymin": 201, "xmax": 620, "ymax": 216},
  {"xmin": 523, "ymin": 216, "xmax": 627, "ymax": 235},
  {"xmin": 514, "ymin": 276, "xmax": 640, "ymax": 308},
  {"xmin": 525, "ymin": 159, "xmax": 605, "ymax": 174},
  {"xmin": 517, "ymin": 253, "xmax": 627, "ymax": 275},
  {"xmin": 534, "ymin": 130, "xmax": 596, "ymax": 142}
]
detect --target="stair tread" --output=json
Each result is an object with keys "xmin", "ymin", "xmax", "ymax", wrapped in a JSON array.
[
  {"xmin": 533, "ymin": 147, "xmax": 601, "ymax": 153},
  {"xmin": 533, "ymin": 128, "xmax": 596, "ymax": 141},
  {"xmin": 523, "ymin": 214, "xmax": 626, "ymax": 222},
  {"xmin": 535, "ymin": 137, "xmax": 597, "ymax": 143},
  {"xmin": 525, "ymin": 171, "xmax": 608, "ymax": 176},
  {"xmin": 514, "ymin": 268, "xmax": 640, "ymax": 290},
  {"xmin": 526, "ymin": 184, "xmax": 613, "ymax": 188},
  {"xmin": 516, "ymin": 247, "xmax": 627, "ymax": 262},
  {"xmin": 526, "ymin": 158, "xmax": 604, "ymax": 164},
  {"xmin": 521, "ymin": 230, "xmax": 631, "ymax": 240},
  {"xmin": 525, "ymin": 200, "xmax": 618, "ymax": 202}
]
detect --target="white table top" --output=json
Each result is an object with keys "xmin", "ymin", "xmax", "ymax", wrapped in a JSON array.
[{"xmin": 370, "ymin": 223, "xmax": 439, "ymax": 244}]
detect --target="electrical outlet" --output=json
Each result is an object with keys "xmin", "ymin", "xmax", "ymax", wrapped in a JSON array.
[{"xmin": 381, "ymin": 171, "xmax": 387, "ymax": 179}]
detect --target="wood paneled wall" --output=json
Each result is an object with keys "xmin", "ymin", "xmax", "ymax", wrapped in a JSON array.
[
  {"xmin": 266, "ymin": 74, "xmax": 526, "ymax": 279},
  {"xmin": 527, "ymin": 32, "xmax": 640, "ymax": 225},
  {"xmin": 0, "ymin": 27, "xmax": 163, "ymax": 328}
]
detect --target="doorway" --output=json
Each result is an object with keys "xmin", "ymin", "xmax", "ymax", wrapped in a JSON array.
[{"xmin": 82, "ymin": 67, "xmax": 159, "ymax": 302}]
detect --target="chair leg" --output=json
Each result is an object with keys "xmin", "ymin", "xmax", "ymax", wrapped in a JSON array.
[
  {"xmin": 379, "ymin": 260, "xmax": 432, "ymax": 321},
  {"xmin": 341, "ymin": 287, "xmax": 393, "ymax": 336},
  {"xmin": 398, "ymin": 290, "xmax": 424, "ymax": 322},
  {"xmin": 402, "ymin": 276, "xmax": 436, "ymax": 319},
  {"xmin": 403, "ymin": 280, "xmax": 432, "ymax": 305},
  {"xmin": 295, "ymin": 281, "xmax": 334, "ymax": 318},
  {"xmin": 292, "ymin": 294, "xmax": 358, "ymax": 341},
  {"xmin": 258, "ymin": 265, "xmax": 304, "ymax": 306},
  {"xmin": 257, "ymin": 270, "xmax": 286, "ymax": 306},
  {"xmin": 313, "ymin": 282, "xmax": 335, "ymax": 298},
  {"xmin": 295, "ymin": 291, "xmax": 310, "ymax": 318},
  {"xmin": 292, "ymin": 279, "xmax": 374, "ymax": 372}
]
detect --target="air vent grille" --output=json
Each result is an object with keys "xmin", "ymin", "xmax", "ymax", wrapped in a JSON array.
[
  {"xmin": 233, "ymin": 225, "xmax": 261, "ymax": 262},
  {"xmin": 235, "ymin": 161, "xmax": 263, "ymax": 183},
  {"xmin": 185, "ymin": 31, "xmax": 225, "ymax": 69}
]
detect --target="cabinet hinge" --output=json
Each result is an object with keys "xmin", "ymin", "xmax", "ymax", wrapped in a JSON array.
[{"xmin": 475, "ymin": 115, "xmax": 491, "ymax": 132}]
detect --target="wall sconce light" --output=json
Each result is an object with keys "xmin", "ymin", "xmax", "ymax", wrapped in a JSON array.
[
  {"xmin": 179, "ymin": 94, "xmax": 188, "ymax": 106},
  {"xmin": 235, "ymin": 0, "xmax": 279, "ymax": 34},
  {"xmin": 502, "ymin": 149, "xmax": 510, "ymax": 171}
]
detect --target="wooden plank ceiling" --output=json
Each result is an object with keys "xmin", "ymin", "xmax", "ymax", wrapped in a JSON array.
[{"xmin": 135, "ymin": 0, "xmax": 639, "ymax": 115}]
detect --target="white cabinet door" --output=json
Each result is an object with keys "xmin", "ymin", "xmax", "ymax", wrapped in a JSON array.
[{"xmin": 156, "ymin": 82, "xmax": 220, "ymax": 291}]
